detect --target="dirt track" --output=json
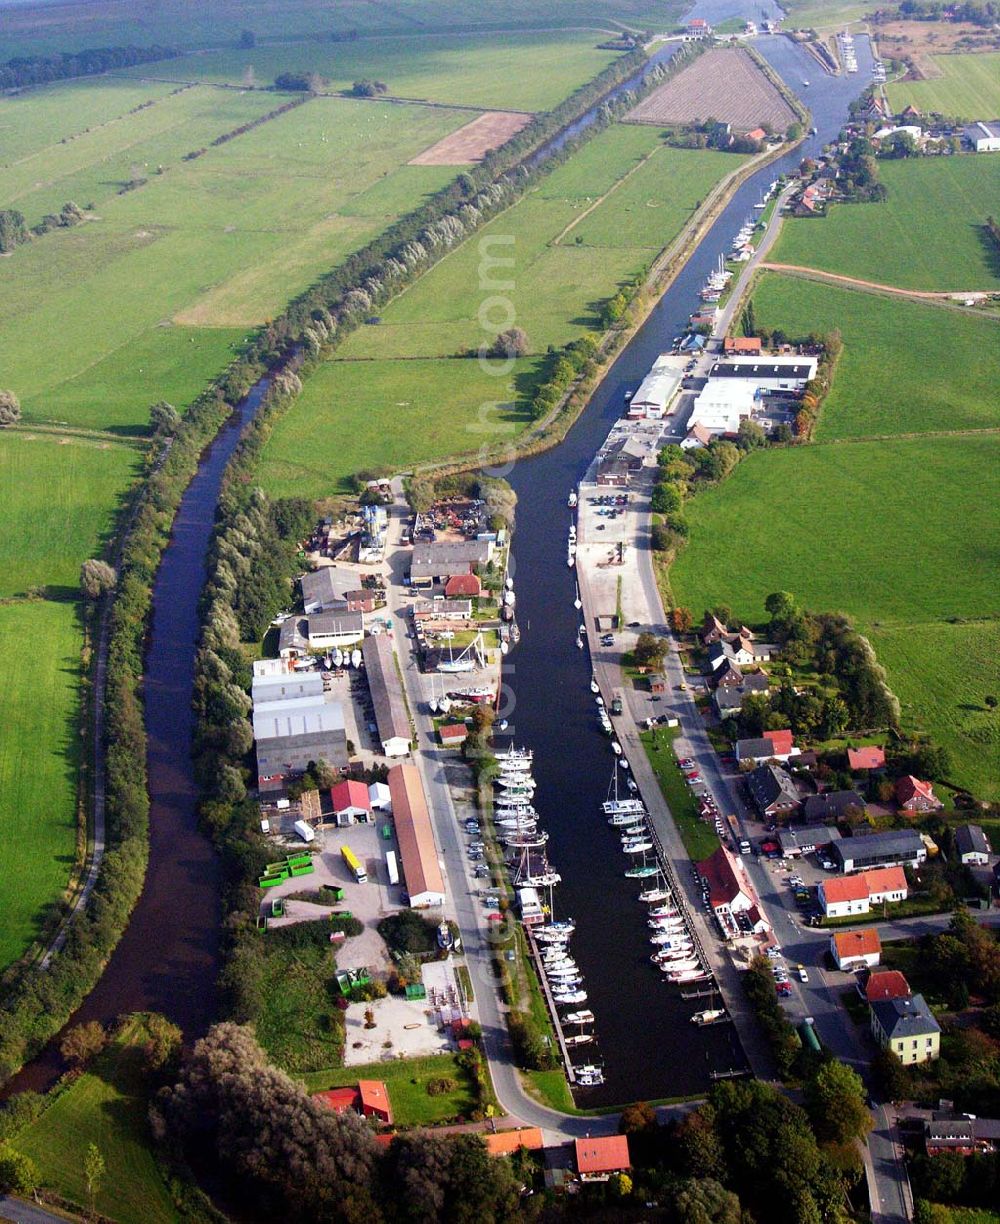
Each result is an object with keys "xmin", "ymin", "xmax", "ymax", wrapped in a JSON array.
[
  {"xmin": 625, "ymin": 47, "xmax": 797, "ymax": 133},
  {"xmin": 762, "ymin": 260, "xmax": 991, "ymax": 306},
  {"xmin": 409, "ymin": 111, "xmax": 533, "ymax": 165}
]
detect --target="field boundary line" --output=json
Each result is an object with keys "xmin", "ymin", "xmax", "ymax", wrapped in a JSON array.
[
  {"xmin": 551, "ymin": 145, "xmax": 660, "ymax": 245},
  {"xmin": 761, "ymin": 261, "xmax": 996, "ymax": 310},
  {"xmin": 11, "ymin": 423, "xmax": 145, "ymax": 448},
  {"xmin": 813, "ymin": 426, "xmax": 1000, "ymax": 446}
]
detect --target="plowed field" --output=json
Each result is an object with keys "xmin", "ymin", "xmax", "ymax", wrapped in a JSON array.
[{"xmin": 409, "ymin": 110, "xmax": 533, "ymax": 164}]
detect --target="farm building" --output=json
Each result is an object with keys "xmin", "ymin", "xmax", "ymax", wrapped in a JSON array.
[
  {"xmin": 847, "ymin": 746, "xmax": 885, "ymax": 771},
  {"xmin": 330, "ymin": 779, "xmax": 371, "ymax": 825},
  {"xmin": 362, "ymin": 634, "xmax": 411, "ymax": 757},
  {"xmin": 818, "ymin": 866, "xmax": 908, "ymax": 918},
  {"xmin": 954, "ymin": 824, "xmax": 991, "ymax": 865},
  {"xmin": 833, "ymin": 829, "xmax": 926, "ymax": 873},
  {"xmin": 709, "ymin": 357, "xmax": 819, "ymax": 392},
  {"xmin": 387, "ymin": 763, "xmax": 446, "ymax": 908},
  {"xmin": 895, "ymin": 775, "xmax": 943, "ymax": 813},
  {"xmin": 964, "ymin": 120, "xmax": 1000, "ymax": 152},
  {"xmin": 871, "ymin": 994, "xmax": 940, "ymax": 1065},
  {"xmin": 409, "ymin": 540, "xmax": 492, "ymax": 589},
  {"xmin": 830, "ymin": 927, "xmax": 882, "ymax": 971},
  {"xmin": 575, "ymin": 1135, "xmax": 631, "ymax": 1180},
  {"xmin": 802, "ymin": 790, "xmax": 866, "ymax": 825},
  {"xmin": 746, "ymin": 763, "xmax": 801, "ymax": 817}
]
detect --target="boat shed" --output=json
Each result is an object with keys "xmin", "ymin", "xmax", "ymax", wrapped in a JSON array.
[
  {"xmin": 253, "ymin": 697, "xmax": 347, "ymax": 790},
  {"xmin": 387, "ymin": 763, "xmax": 446, "ymax": 908},
  {"xmin": 629, "ymin": 355, "xmax": 682, "ymax": 418},
  {"xmin": 362, "ymin": 634, "xmax": 412, "ymax": 757},
  {"xmin": 409, "ymin": 540, "xmax": 492, "ymax": 589}
]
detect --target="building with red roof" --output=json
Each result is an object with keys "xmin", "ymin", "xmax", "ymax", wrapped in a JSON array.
[
  {"xmin": 723, "ymin": 336, "xmax": 762, "ymax": 355},
  {"xmin": 439, "ymin": 722, "xmax": 469, "ymax": 746},
  {"xmin": 763, "ymin": 728, "xmax": 794, "ymax": 757},
  {"xmin": 830, "ymin": 927, "xmax": 882, "ymax": 971},
  {"xmin": 858, "ymin": 969, "xmax": 912, "ymax": 1004},
  {"xmin": 313, "ymin": 1086, "xmax": 361, "ymax": 1114},
  {"xmin": 896, "ymin": 775, "xmax": 943, "ymax": 812},
  {"xmin": 330, "ymin": 778, "xmax": 371, "ymax": 825},
  {"xmin": 313, "ymin": 1081, "xmax": 393, "ymax": 1125},
  {"xmin": 445, "ymin": 573, "xmax": 482, "ymax": 598},
  {"xmin": 484, "ymin": 1128, "xmax": 544, "ymax": 1156},
  {"xmin": 575, "ymin": 1135, "xmax": 631, "ymax": 1180},
  {"xmin": 848, "ymin": 746, "xmax": 885, "ymax": 771},
  {"xmin": 818, "ymin": 866, "xmax": 907, "ymax": 917},
  {"xmin": 697, "ymin": 846, "xmax": 769, "ymax": 933},
  {"xmin": 747, "ymin": 127, "xmax": 767, "ymax": 141}
]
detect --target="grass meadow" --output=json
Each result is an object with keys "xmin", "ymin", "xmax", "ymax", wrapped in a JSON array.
[
  {"xmin": 141, "ymin": 30, "xmax": 621, "ymax": 112},
  {"xmin": 259, "ymin": 356, "xmax": 537, "ymax": 500},
  {"xmin": 887, "ymin": 52, "xmax": 1000, "ymax": 120},
  {"xmin": 0, "ymin": 433, "xmax": 139, "ymax": 596},
  {"xmin": 0, "ymin": 602, "xmax": 82, "ymax": 968},
  {"xmin": 13, "ymin": 1017, "xmax": 179, "ymax": 1224},
  {"xmin": 773, "ymin": 155, "xmax": 1000, "ymax": 291},
  {"xmin": 752, "ymin": 273, "xmax": 1000, "ymax": 438},
  {"xmin": 870, "ymin": 621, "xmax": 1000, "ymax": 801},
  {"xmin": 301, "ymin": 1053, "xmax": 481, "ymax": 1126}
]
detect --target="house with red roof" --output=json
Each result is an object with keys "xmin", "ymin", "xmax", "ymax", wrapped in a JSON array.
[
  {"xmin": 484, "ymin": 1128, "xmax": 544, "ymax": 1157},
  {"xmin": 747, "ymin": 127, "xmax": 767, "ymax": 142},
  {"xmin": 330, "ymin": 779, "xmax": 371, "ymax": 825},
  {"xmin": 575, "ymin": 1135, "xmax": 631, "ymax": 1180},
  {"xmin": 687, "ymin": 16, "xmax": 712, "ymax": 36},
  {"xmin": 848, "ymin": 746, "xmax": 885, "ymax": 771},
  {"xmin": 697, "ymin": 845, "xmax": 769, "ymax": 933},
  {"xmin": 313, "ymin": 1080, "xmax": 393, "ymax": 1125},
  {"xmin": 444, "ymin": 573, "xmax": 482, "ymax": 599},
  {"xmin": 858, "ymin": 969, "xmax": 912, "ymax": 1004},
  {"xmin": 830, "ymin": 927, "xmax": 882, "ymax": 971},
  {"xmin": 723, "ymin": 336, "xmax": 762, "ymax": 355},
  {"xmin": 818, "ymin": 866, "xmax": 907, "ymax": 918},
  {"xmin": 764, "ymin": 729, "xmax": 794, "ymax": 758},
  {"xmin": 896, "ymin": 775, "xmax": 943, "ymax": 813}
]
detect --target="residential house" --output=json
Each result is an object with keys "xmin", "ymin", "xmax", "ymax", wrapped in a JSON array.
[
  {"xmin": 954, "ymin": 824, "xmax": 991, "ymax": 865},
  {"xmin": 411, "ymin": 598, "xmax": 473, "ymax": 624},
  {"xmin": 713, "ymin": 673, "xmax": 770, "ymax": 719},
  {"xmin": 330, "ymin": 779, "xmax": 371, "ymax": 825},
  {"xmin": 708, "ymin": 638, "xmax": 757, "ymax": 670},
  {"xmin": 847, "ymin": 746, "xmax": 885, "ymax": 772},
  {"xmin": 714, "ymin": 661, "xmax": 745, "ymax": 689},
  {"xmin": 857, "ymin": 968, "xmax": 911, "ymax": 1005},
  {"xmin": 818, "ymin": 866, "xmax": 908, "ymax": 918},
  {"xmin": 860, "ymin": 93, "xmax": 891, "ymax": 122},
  {"xmin": 802, "ymin": 790, "xmax": 866, "ymax": 825},
  {"xmin": 724, "ymin": 336, "xmax": 762, "ymax": 355},
  {"xmin": 484, "ymin": 1129, "xmax": 545, "ymax": 1157},
  {"xmin": 871, "ymin": 994, "xmax": 941, "ymax": 1064},
  {"xmin": 746, "ymin": 763, "xmax": 801, "ymax": 817},
  {"xmin": 701, "ymin": 611, "xmax": 730, "ymax": 645},
  {"xmin": 924, "ymin": 1116, "xmax": 1000, "ymax": 1156},
  {"xmin": 575, "ymin": 1135, "xmax": 631, "ymax": 1181},
  {"xmin": 763, "ymin": 728, "xmax": 794, "ymax": 757},
  {"xmin": 312, "ymin": 1081, "xmax": 393, "ymax": 1125},
  {"xmin": 896, "ymin": 775, "xmax": 943, "ymax": 813},
  {"xmin": 686, "ymin": 16, "xmax": 712, "ymax": 36},
  {"xmin": 697, "ymin": 845, "xmax": 769, "ymax": 933},
  {"xmin": 833, "ymin": 828, "xmax": 927, "ymax": 873},
  {"xmin": 746, "ymin": 126, "xmax": 766, "ymax": 142},
  {"xmin": 735, "ymin": 735, "xmax": 794, "ymax": 766},
  {"xmin": 681, "ymin": 422, "xmax": 717, "ymax": 451},
  {"xmin": 830, "ymin": 927, "xmax": 881, "ymax": 971},
  {"xmin": 342, "ymin": 589, "xmax": 377, "ymax": 614}
]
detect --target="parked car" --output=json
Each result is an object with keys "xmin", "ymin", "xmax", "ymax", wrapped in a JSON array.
[
  {"xmin": 776, "ymin": 982, "xmax": 792, "ymax": 997},
  {"xmin": 798, "ymin": 966, "xmax": 809, "ymax": 983}
]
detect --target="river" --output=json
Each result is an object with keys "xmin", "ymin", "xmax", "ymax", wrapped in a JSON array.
[
  {"xmin": 10, "ymin": 32, "xmax": 871, "ymax": 1102},
  {"xmin": 501, "ymin": 34, "xmax": 874, "ymax": 1104}
]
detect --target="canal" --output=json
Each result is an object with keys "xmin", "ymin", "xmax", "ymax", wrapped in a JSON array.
[{"xmin": 502, "ymin": 34, "xmax": 874, "ymax": 1104}]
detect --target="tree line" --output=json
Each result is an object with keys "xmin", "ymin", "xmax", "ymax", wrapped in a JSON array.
[
  {"xmin": 0, "ymin": 45, "xmax": 177, "ymax": 91},
  {"xmin": 182, "ymin": 94, "xmax": 310, "ymax": 160}
]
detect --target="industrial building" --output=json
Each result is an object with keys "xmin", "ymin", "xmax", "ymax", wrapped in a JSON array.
[
  {"xmin": 708, "ymin": 356, "xmax": 818, "ymax": 392},
  {"xmin": 628, "ymin": 355, "xmax": 682, "ymax": 419},
  {"xmin": 688, "ymin": 379, "xmax": 757, "ymax": 435},
  {"xmin": 251, "ymin": 658, "xmax": 348, "ymax": 790},
  {"xmin": 387, "ymin": 763, "xmax": 446, "ymax": 908},
  {"xmin": 362, "ymin": 634, "xmax": 412, "ymax": 757},
  {"xmin": 409, "ymin": 539, "xmax": 492, "ymax": 589},
  {"xmin": 964, "ymin": 120, "xmax": 1000, "ymax": 152},
  {"xmin": 832, "ymin": 828, "xmax": 927, "ymax": 873},
  {"xmin": 277, "ymin": 611, "xmax": 364, "ymax": 658}
]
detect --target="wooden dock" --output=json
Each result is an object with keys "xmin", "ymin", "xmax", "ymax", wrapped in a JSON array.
[{"xmin": 525, "ymin": 929, "xmax": 578, "ymax": 1083}]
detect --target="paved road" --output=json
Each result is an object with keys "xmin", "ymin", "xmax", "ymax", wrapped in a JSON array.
[{"xmin": 0, "ymin": 1196, "xmax": 70, "ymax": 1224}]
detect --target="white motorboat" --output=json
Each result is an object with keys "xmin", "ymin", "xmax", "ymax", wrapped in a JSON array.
[
  {"xmin": 648, "ymin": 906, "xmax": 678, "ymax": 919},
  {"xmin": 625, "ymin": 864, "xmax": 658, "ymax": 879},
  {"xmin": 573, "ymin": 1063, "xmax": 603, "ymax": 1076},
  {"xmin": 351, "ymin": 648, "xmax": 362, "ymax": 668},
  {"xmin": 590, "ymin": 677, "xmax": 600, "ymax": 694},
  {"xmin": 563, "ymin": 1010, "xmax": 594, "ymax": 1025},
  {"xmin": 576, "ymin": 1071, "xmax": 604, "ymax": 1086},
  {"xmin": 619, "ymin": 757, "xmax": 630, "ymax": 770},
  {"xmin": 568, "ymin": 489, "xmax": 578, "ymax": 508},
  {"xmin": 661, "ymin": 959, "xmax": 701, "ymax": 975},
  {"xmin": 542, "ymin": 956, "xmax": 577, "ymax": 970},
  {"xmin": 547, "ymin": 920, "xmax": 575, "ymax": 933},
  {"xmin": 651, "ymin": 931, "xmax": 689, "ymax": 946},
  {"xmin": 552, "ymin": 989, "xmax": 587, "ymax": 1004},
  {"xmin": 669, "ymin": 969, "xmax": 711, "ymax": 984},
  {"xmin": 612, "ymin": 741, "xmax": 622, "ymax": 756},
  {"xmin": 495, "ymin": 746, "xmax": 533, "ymax": 770},
  {"xmin": 536, "ymin": 928, "xmax": 571, "ymax": 942},
  {"xmin": 691, "ymin": 1009, "xmax": 727, "ymax": 1026},
  {"xmin": 522, "ymin": 872, "xmax": 561, "ymax": 887},
  {"xmin": 650, "ymin": 917, "xmax": 686, "ymax": 931},
  {"xmin": 574, "ymin": 588, "xmax": 582, "ymax": 610}
]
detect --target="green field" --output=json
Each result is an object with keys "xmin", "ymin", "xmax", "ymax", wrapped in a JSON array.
[
  {"xmin": 338, "ymin": 129, "xmax": 745, "ymax": 360},
  {"xmin": 0, "ymin": 433, "xmax": 139, "ymax": 596},
  {"xmin": 870, "ymin": 621, "xmax": 1000, "ymax": 801},
  {"xmin": 780, "ymin": 0, "xmax": 871, "ymax": 28},
  {"xmin": 258, "ymin": 356, "xmax": 536, "ymax": 500},
  {"xmin": 301, "ymin": 1052, "xmax": 481, "ymax": 1126},
  {"xmin": 0, "ymin": 602, "xmax": 83, "ymax": 967},
  {"xmin": 253, "ymin": 923, "xmax": 345, "ymax": 1073},
  {"xmin": 774, "ymin": 156, "xmax": 1000, "ymax": 291},
  {"xmin": 752, "ymin": 274, "xmax": 1000, "ymax": 438},
  {"xmin": 887, "ymin": 52, "xmax": 1000, "ymax": 120},
  {"xmin": 671, "ymin": 434, "xmax": 1000, "ymax": 628},
  {"xmin": 138, "ymin": 30, "xmax": 620, "ymax": 112},
  {"xmin": 13, "ymin": 1017, "xmax": 179, "ymax": 1224}
]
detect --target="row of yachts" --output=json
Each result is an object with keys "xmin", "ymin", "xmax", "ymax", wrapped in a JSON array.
[
  {"xmin": 495, "ymin": 745, "xmax": 603, "ymax": 1086},
  {"xmin": 604, "ymin": 771, "xmax": 711, "ymax": 986}
]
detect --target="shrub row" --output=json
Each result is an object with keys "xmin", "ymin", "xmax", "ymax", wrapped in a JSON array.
[{"xmin": 183, "ymin": 94, "xmax": 311, "ymax": 160}]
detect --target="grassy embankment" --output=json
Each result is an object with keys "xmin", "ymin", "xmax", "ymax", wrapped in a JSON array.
[
  {"xmin": 258, "ymin": 126, "xmax": 745, "ymax": 499},
  {"xmin": 887, "ymin": 51, "xmax": 1000, "ymax": 119},
  {"xmin": 640, "ymin": 727, "xmax": 720, "ymax": 861},
  {"xmin": 773, "ymin": 155, "xmax": 1000, "ymax": 292},
  {"xmin": 12, "ymin": 1017, "xmax": 179, "ymax": 1224},
  {"xmin": 670, "ymin": 273, "xmax": 1000, "ymax": 799}
]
